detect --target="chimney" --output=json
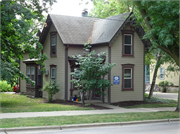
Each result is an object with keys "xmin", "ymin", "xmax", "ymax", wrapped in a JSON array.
[{"xmin": 82, "ymin": 9, "xmax": 88, "ymax": 17}]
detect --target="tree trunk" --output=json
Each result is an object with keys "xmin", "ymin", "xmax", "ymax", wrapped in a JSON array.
[
  {"xmin": 148, "ymin": 51, "xmax": 162, "ymax": 99},
  {"xmin": 89, "ymin": 89, "xmax": 92, "ymax": 105},
  {"xmin": 175, "ymin": 75, "xmax": 180, "ymax": 112}
]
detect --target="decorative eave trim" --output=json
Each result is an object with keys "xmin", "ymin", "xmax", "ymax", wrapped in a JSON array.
[{"xmin": 110, "ymin": 12, "xmax": 133, "ymax": 44}]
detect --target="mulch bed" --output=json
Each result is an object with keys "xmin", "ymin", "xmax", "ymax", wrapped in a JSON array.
[
  {"xmin": 111, "ymin": 101, "xmax": 162, "ymax": 107},
  {"xmin": 42, "ymin": 99, "xmax": 111, "ymax": 110}
]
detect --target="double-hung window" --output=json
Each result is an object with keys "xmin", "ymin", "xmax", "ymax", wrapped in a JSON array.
[
  {"xmin": 122, "ymin": 64, "xmax": 134, "ymax": 90},
  {"xmin": 50, "ymin": 65, "xmax": 56, "ymax": 83},
  {"xmin": 159, "ymin": 67, "xmax": 165, "ymax": 79},
  {"xmin": 122, "ymin": 31, "xmax": 134, "ymax": 57},
  {"xmin": 50, "ymin": 32, "xmax": 57, "ymax": 57},
  {"xmin": 26, "ymin": 66, "xmax": 35, "ymax": 86}
]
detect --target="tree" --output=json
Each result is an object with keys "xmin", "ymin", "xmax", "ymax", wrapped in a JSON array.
[
  {"xmin": 90, "ymin": 0, "xmax": 179, "ymax": 111},
  {"xmin": 41, "ymin": 80, "xmax": 60, "ymax": 102},
  {"xmin": 70, "ymin": 44, "xmax": 116, "ymax": 105},
  {"xmin": 1, "ymin": 0, "xmax": 56, "ymax": 86},
  {"xmin": 132, "ymin": 1, "xmax": 179, "ymax": 66},
  {"xmin": 131, "ymin": 1, "xmax": 179, "ymax": 111},
  {"xmin": 89, "ymin": 0, "xmax": 130, "ymax": 18}
]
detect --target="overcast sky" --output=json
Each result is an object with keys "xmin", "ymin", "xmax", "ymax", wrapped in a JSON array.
[{"xmin": 48, "ymin": 0, "xmax": 93, "ymax": 17}]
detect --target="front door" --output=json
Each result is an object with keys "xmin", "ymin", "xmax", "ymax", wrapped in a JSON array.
[{"xmin": 92, "ymin": 89, "xmax": 101, "ymax": 100}]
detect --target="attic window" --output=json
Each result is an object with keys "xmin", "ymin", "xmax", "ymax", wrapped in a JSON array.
[{"xmin": 50, "ymin": 32, "xmax": 57, "ymax": 57}]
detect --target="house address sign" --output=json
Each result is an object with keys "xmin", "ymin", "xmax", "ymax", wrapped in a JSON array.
[{"xmin": 113, "ymin": 76, "xmax": 120, "ymax": 84}]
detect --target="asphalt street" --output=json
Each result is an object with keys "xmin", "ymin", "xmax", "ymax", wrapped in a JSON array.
[
  {"xmin": 3, "ymin": 122, "xmax": 180, "ymax": 134},
  {"xmin": 146, "ymin": 92, "xmax": 178, "ymax": 100}
]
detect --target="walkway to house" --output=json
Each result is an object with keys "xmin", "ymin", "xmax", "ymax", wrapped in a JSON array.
[{"xmin": 0, "ymin": 100, "xmax": 176, "ymax": 119}]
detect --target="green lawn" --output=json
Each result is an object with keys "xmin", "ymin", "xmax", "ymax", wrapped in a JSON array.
[
  {"xmin": 0, "ymin": 93, "xmax": 93, "ymax": 113},
  {"xmin": 123, "ymin": 94, "xmax": 177, "ymax": 108},
  {"xmin": 0, "ymin": 112, "xmax": 179, "ymax": 128},
  {"xmin": 124, "ymin": 103, "xmax": 177, "ymax": 108}
]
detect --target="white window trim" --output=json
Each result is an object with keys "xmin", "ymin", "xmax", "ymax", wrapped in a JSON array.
[
  {"xmin": 159, "ymin": 67, "xmax": 165, "ymax": 80},
  {"xmin": 51, "ymin": 68, "xmax": 56, "ymax": 78},
  {"xmin": 124, "ymin": 68, "xmax": 132, "ymax": 88}
]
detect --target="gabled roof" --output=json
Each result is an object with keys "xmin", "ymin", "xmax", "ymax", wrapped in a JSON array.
[
  {"xmin": 91, "ymin": 12, "xmax": 131, "ymax": 44},
  {"xmin": 50, "ymin": 14, "xmax": 98, "ymax": 44},
  {"xmin": 39, "ymin": 12, "xmax": 151, "ymax": 49}
]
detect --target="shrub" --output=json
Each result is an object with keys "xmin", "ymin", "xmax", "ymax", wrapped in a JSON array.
[
  {"xmin": 0, "ymin": 81, "xmax": 13, "ymax": 92},
  {"xmin": 144, "ymin": 93, "xmax": 149, "ymax": 98},
  {"xmin": 158, "ymin": 81, "xmax": 174, "ymax": 92},
  {"xmin": 41, "ymin": 80, "xmax": 60, "ymax": 102}
]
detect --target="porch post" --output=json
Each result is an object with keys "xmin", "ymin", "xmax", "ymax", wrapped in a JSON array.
[
  {"xmin": 108, "ymin": 43, "xmax": 111, "ymax": 104},
  {"xmin": 65, "ymin": 45, "xmax": 68, "ymax": 101}
]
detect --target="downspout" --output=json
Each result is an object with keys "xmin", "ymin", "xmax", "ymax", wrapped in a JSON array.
[{"xmin": 108, "ymin": 42, "xmax": 111, "ymax": 104}]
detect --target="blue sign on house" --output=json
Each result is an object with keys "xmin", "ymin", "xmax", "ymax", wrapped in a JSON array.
[{"xmin": 113, "ymin": 76, "xmax": 120, "ymax": 84}]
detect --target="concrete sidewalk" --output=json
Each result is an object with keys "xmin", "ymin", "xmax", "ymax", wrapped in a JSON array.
[{"xmin": 0, "ymin": 107, "xmax": 176, "ymax": 119}]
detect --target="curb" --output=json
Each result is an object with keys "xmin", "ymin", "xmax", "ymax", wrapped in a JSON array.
[{"xmin": 1, "ymin": 118, "xmax": 180, "ymax": 132}]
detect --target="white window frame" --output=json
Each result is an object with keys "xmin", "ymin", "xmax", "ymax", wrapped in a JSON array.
[
  {"xmin": 51, "ymin": 68, "xmax": 56, "ymax": 79},
  {"xmin": 159, "ymin": 67, "xmax": 165, "ymax": 80},
  {"xmin": 124, "ymin": 68, "xmax": 132, "ymax": 89},
  {"xmin": 124, "ymin": 34, "xmax": 132, "ymax": 55}
]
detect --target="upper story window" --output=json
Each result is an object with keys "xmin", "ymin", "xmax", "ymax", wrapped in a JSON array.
[
  {"xmin": 50, "ymin": 32, "xmax": 57, "ymax": 57},
  {"xmin": 159, "ymin": 67, "xmax": 165, "ymax": 79},
  {"xmin": 122, "ymin": 31, "xmax": 134, "ymax": 57}
]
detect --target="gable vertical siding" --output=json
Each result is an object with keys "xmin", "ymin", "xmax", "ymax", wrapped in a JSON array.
[
  {"xmin": 68, "ymin": 46, "xmax": 84, "ymax": 56},
  {"xmin": 111, "ymin": 26, "xmax": 144, "ymax": 103},
  {"xmin": 43, "ymin": 24, "xmax": 65, "ymax": 100},
  {"xmin": 20, "ymin": 53, "xmax": 29, "ymax": 94}
]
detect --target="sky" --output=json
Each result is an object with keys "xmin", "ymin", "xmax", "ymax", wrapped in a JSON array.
[{"xmin": 48, "ymin": 0, "xmax": 94, "ymax": 17}]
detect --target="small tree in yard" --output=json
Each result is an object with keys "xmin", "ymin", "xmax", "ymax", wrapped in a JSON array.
[
  {"xmin": 41, "ymin": 80, "xmax": 60, "ymax": 102},
  {"xmin": 70, "ymin": 44, "xmax": 116, "ymax": 105}
]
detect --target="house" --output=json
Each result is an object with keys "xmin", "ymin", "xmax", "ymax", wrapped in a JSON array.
[
  {"xmin": 150, "ymin": 62, "xmax": 179, "ymax": 87},
  {"xmin": 20, "ymin": 12, "xmax": 151, "ymax": 103}
]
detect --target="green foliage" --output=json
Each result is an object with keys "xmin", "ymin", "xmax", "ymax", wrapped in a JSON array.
[
  {"xmin": 41, "ymin": 80, "xmax": 60, "ymax": 102},
  {"xmin": 89, "ymin": 0, "xmax": 130, "ymax": 18},
  {"xmin": 158, "ymin": 81, "xmax": 174, "ymax": 93},
  {"xmin": 144, "ymin": 93, "xmax": 148, "ymax": 98},
  {"xmin": 70, "ymin": 44, "xmax": 116, "ymax": 104},
  {"xmin": 132, "ymin": 1, "xmax": 179, "ymax": 66},
  {"xmin": 85, "ymin": 103, "xmax": 90, "ymax": 106},
  {"xmin": 0, "ymin": 81, "xmax": 13, "ymax": 92},
  {"xmin": 1, "ymin": 0, "xmax": 55, "ymax": 85}
]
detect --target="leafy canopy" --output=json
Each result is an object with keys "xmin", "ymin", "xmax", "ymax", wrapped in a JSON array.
[{"xmin": 1, "ymin": 0, "xmax": 56, "ymax": 85}]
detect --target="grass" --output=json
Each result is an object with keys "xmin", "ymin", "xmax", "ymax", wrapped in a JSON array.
[
  {"xmin": 0, "ymin": 112, "xmax": 179, "ymax": 128},
  {"xmin": 123, "ymin": 93, "xmax": 177, "ymax": 108},
  {"xmin": 0, "ymin": 93, "xmax": 93, "ymax": 113}
]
